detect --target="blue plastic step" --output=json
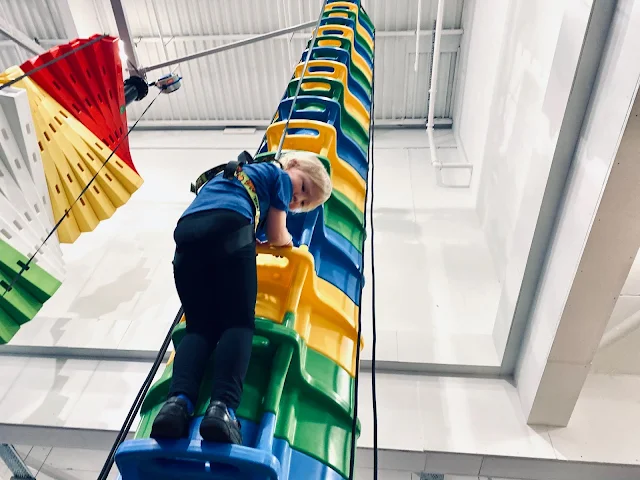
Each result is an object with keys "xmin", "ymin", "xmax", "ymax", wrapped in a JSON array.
[{"xmin": 116, "ymin": 413, "xmax": 345, "ymax": 480}]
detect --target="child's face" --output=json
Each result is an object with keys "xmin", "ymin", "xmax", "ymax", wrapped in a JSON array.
[{"xmin": 287, "ymin": 168, "xmax": 316, "ymax": 211}]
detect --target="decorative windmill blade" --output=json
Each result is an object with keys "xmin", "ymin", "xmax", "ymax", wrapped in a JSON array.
[
  {"xmin": 0, "ymin": 35, "xmax": 143, "ymax": 245},
  {"xmin": 19, "ymin": 35, "xmax": 136, "ymax": 173},
  {"xmin": 0, "ymin": 35, "xmax": 145, "ymax": 343}
]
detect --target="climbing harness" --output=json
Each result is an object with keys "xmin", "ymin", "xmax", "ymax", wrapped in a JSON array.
[{"xmin": 190, "ymin": 151, "xmax": 283, "ymax": 232}]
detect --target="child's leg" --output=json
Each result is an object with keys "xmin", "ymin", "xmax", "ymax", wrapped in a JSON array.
[
  {"xmin": 152, "ymin": 211, "xmax": 240, "ymax": 439},
  {"xmin": 210, "ymin": 327, "xmax": 254, "ymax": 410},
  {"xmin": 151, "ymin": 246, "xmax": 221, "ymax": 439},
  {"xmin": 210, "ymin": 242, "xmax": 257, "ymax": 411},
  {"xmin": 199, "ymin": 241, "xmax": 257, "ymax": 444}
]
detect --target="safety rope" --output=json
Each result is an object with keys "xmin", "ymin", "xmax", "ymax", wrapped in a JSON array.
[
  {"xmin": 348, "ymin": 27, "xmax": 377, "ymax": 480},
  {"xmin": 370, "ymin": 43, "xmax": 379, "ymax": 479},
  {"xmin": 274, "ymin": 0, "xmax": 328, "ymax": 160},
  {"xmin": 96, "ymin": 306, "xmax": 184, "ymax": 480}
]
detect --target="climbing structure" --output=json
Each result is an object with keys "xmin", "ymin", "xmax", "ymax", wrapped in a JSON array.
[
  {"xmin": 115, "ymin": 1, "xmax": 374, "ymax": 479},
  {"xmin": 0, "ymin": 35, "xmax": 144, "ymax": 344}
]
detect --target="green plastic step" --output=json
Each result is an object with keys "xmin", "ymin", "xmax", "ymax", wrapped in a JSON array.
[
  {"xmin": 330, "ymin": 0, "xmax": 375, "ymax": 33},
  {"xmin": 286, "ymin": 77, "xmax": 370, "ymax": 153},
  {"xmin": 137, "ymin": 319, "xmax": 359, "ymax": 479},
  {"xmin": 322, "ymin": 11, "xmax": 373, "ymax": 58},
  {"xmin": 306, "ymin": 35, "xmax": 372, "ymax": 94}
]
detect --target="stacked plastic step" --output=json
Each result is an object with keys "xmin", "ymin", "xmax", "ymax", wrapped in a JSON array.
[
  {"xmin": 115, "ymin": 2, "xmax": 374, "ymax": 479},
  {"xmin": 0, "ymin": 35, "xmax": 143, "ymax": 343}
]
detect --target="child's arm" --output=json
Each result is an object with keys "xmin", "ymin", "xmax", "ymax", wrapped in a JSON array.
[{"xmin": 265, "ymin": 207, "xmax": 293, "ymax": 247}]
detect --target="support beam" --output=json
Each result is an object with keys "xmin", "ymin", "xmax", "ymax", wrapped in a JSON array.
[
  {"xmin": 139, "ymin": 19, "xmax": 320, "ymax": 74},
  {"xmin": 0, "ymin": 29, "xmax": 464, "ymax": 54},
  {"xmin": 54, "ymin": 0, "xmax": 79, "ymax": 38},
  {"xmin": 515, "ymin": 0, "xmax": 640, "ymax": 426},
  {"xmin": 127, "ymin": 118, "xmax": 453, "ymax": 129},
  {"xmin": 0, "ymin": 16, "xmax": 44, "ymax": 56},
  {"xmin": 524, "ymin": 83, "xmax": 640, "ymax": 426},
  {"xmin": 110, "ymin": 0, "xmax": 144, "ymax": 78}
]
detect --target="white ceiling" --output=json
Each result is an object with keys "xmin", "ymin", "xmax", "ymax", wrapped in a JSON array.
[
  {"xmin": 592, "ymin": 250, "xmax": 640, "ymax": 375},
  {"xmin": 0, "ymin": 0, "xmax": 465, "ymax": 127}
]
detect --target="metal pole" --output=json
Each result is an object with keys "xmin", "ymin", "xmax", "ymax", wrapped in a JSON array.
[
  {"xmin": 123, "ymin": 76, "xmax": 149, "ymax": 106},
  {"xmin": 0, "ymin": 444, "xmax": 35, "ymax": 480},
  {"xmin": 274, "ymin": 1, "xmax": 328, "ymax": 161},
  {"xmin": 110, "ymin": 0, "xmax": 144, "ymax": 78},
  {"xmin": 0, "ymin": 18, "xmax": 44, "ymax": 56},
  {"xmin": 414, "ymin": 0, "xmax": 423, "ymax": 72},
  {"xmin": 139, "ymin": 19, "xmax": 318, "ymax": 74},
  {"xmin": 427, "ymin": 0, "xmax": 444, "ymax": 132}
]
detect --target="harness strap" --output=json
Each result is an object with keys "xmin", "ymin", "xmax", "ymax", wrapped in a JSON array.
[
  {"xmin": 190, "ymin": 151, "xmax": 283, "ymax": 233},
  {"xmin": 235, "ymin": 165, "xmax": 260, "ymax": 231}
]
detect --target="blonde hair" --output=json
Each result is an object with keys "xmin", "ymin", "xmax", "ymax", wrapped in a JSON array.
[{"xmin": 278, "ymin": 150, "xmax": 332, "ymax": 212}]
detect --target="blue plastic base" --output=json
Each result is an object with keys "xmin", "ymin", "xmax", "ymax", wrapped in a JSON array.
[{"xmin": 116, "ymin": 414, "xmax": 344, "ymax": 480}]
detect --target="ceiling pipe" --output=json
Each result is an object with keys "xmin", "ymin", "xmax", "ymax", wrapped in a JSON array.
[
  {"xmin": 599, "ymin": 307, "xmax": 640, "ymax": 350},
  {"xmin": 426, "ymin": 0, "xmax": 472, "ymax": 188},
  {"xmin": 414, "ymin": 0, "xmax": 423, "ymax": 72}
]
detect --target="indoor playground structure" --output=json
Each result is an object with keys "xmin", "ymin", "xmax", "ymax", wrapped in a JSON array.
[{"xmin": 0, "ymin": 0, "xmax": 375, "ymax": 479}]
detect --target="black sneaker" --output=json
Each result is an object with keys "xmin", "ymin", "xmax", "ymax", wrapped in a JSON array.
[
  {"xmin": 150, "ymin": 396, "xmax": 191, "ymax": 439},
  {"xmin": 199, "ymin": 400, "xmax": 242, "ymax": 445}
]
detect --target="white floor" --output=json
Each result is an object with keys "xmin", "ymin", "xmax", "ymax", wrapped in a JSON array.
[
  {"xmin": 0, "ymin": 445, "xmax": 420, "ymax": 480},
  {"xmin": 2, "ymin": 128, "xmax": 502, "ymax": 367},
  {"xmin": 2, "ymin": 357, "xmax": 640, "ymax": 478}
]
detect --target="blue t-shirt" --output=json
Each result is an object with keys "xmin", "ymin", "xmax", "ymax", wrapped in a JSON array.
[{"xmin": 182, "ymin": 162, "xmax": 293, "ymax": 233}]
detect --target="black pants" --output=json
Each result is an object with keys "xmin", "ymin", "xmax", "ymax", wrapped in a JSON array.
[{"xmin": 167, "ymin": 209, "xmax": 257, "ymax": 411}]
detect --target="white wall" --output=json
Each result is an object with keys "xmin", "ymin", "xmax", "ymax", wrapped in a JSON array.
[
  {"xmin": 453, "ymin": 0, "xmax": 511, "ymax": 199},
  {"xmin": 470, "ymin": 0, "xmax": 566, "ymax": 281},
  {"xmin": 455, "ymin": 0, "xmax": 587, "ymax": 360},
  {"xmin": 592, "ymin": 250, "xmax": 640, "ymax": 374}
]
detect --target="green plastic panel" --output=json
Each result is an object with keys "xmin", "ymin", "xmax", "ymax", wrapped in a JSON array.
[
  {"xmin": 0, "ymin": 240, "xmax": 61, "ymax": 302},
  {"xmin": 0, "ymin": 308, "xmax": 19, "ymax": 343},
  {"xmin": 0, "ymin": 239, "xmax": 62, "ymax": 343},
  {"xmin": 137, "ymin": 319, "xmax": 359, "ymax": 479}
]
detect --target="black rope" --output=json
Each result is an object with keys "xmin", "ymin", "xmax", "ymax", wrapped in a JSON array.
[
  {"xmin": 96, "ymin": 306, "xmax": 184, "ymax": 480},
  {"xmin": 369, "ymin": 44, "xmax": 378, "ymax": 479},
  {"xmin": 348, "ymin": 28, "xmax": 377, "ymax": 480},
  {"xmin": 0, "ymin": 88, "xmax": 163, "ymax": 297},
  {"xmin": 0, "ymin": 34, "xmax": 108, "ymax": 92}
]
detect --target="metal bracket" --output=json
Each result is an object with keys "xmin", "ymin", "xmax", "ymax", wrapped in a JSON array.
[{"xmin": 110, "ymin": 0, "xmax": 145, "ymax": 79}]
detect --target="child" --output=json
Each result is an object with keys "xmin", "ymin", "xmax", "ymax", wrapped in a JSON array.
[{"xmin": 150, "ymin": 150, "xmax": 332, "ymax": 444}]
